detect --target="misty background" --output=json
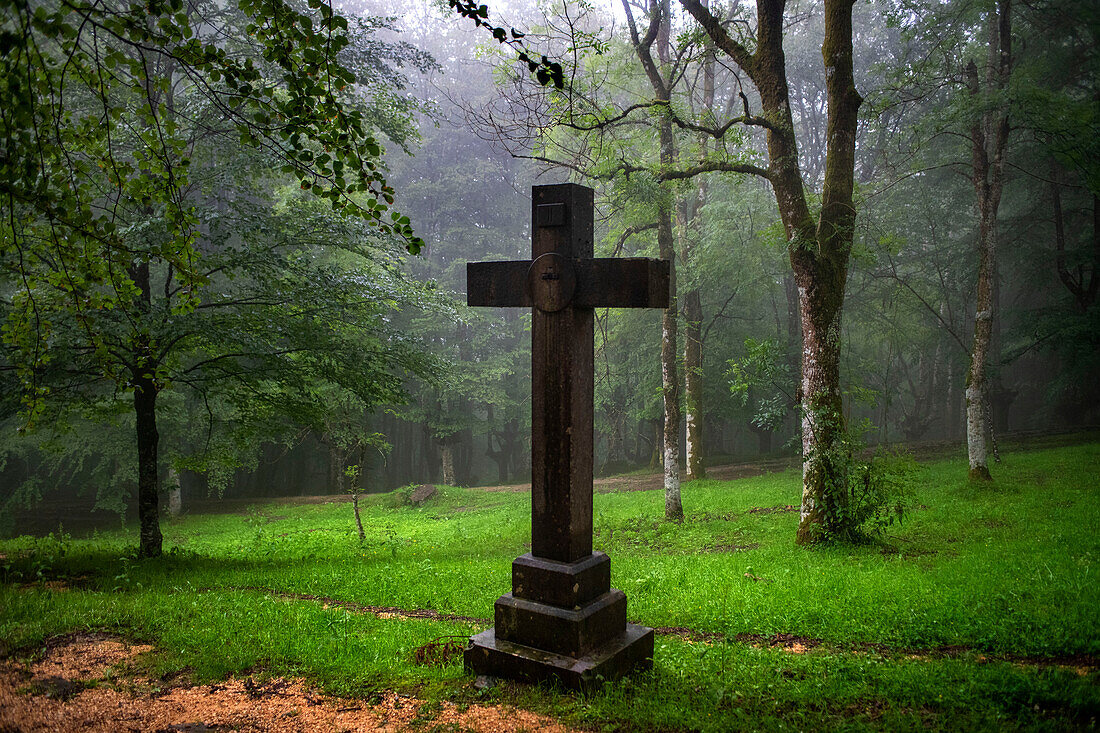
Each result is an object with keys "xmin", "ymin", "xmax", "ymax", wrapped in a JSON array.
[{"xmin": 1, "ymin": 0, "xmax": 1095, "ymax": 535}]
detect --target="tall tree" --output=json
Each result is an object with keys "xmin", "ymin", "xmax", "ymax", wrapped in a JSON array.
[
  {"xmin": 682, "ymin": 7, "xmax": 716, "ymax": 481},
  {"xmin": 963, "ymin": 0, "xmax": 1012, "ymax": 481},
  {"xmin": 680, "ymin": 0, "xmax": 863, "ymax": 543},
  {"xmin": 471, "ymin": 0, "xmax": 769, "ymax": 518},
  {"xmin": 622, "ymin": 0, "xmax": 685, "ymax": 519},
  {"xmin": 0, "ymin": 0, "xmax": 434, "ymax": 556}
]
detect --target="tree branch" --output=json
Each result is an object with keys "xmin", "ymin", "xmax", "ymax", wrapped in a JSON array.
[{"xmin": 677, "ymin": 0, "xmax": 755, "ymax": 78}]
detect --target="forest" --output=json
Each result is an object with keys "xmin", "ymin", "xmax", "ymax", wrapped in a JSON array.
[
  {"xmin": 2, "ymin": 0, "xmax": 1096, "ymax": 550},
  {"xmin": 0, "ymin": 0, "xmax": 1097, "ymax": 728}
]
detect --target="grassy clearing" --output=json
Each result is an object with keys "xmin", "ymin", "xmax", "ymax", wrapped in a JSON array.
[{"xmin": 1, "ymin": 442, "xmax": 1098, "ymax": 730}]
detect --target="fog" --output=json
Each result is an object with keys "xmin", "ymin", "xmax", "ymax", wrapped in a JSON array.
[{"xmin": 1, "ymin": 0, "xmax": 1095, "ymax": 537}]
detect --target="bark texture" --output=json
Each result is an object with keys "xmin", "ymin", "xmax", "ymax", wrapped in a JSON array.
[
  {"xmin": 683, "ymin": 289, "xmax": 704, "ymax": 479},
  {"xmin": 656, "ymin": 1, "xmax": 684, "ymax": 521},
  {"xmin": 681, "ymin": 0, "xmax": 862, "ymax": 543},
  {"xmin": 134, "ymin": 373, "xmax": 162, "ymax": 558},
  {"xmin": 964, "ymin": 0, "xmax": 1011, "ymax": 481},
  {"xmin": 660, "ymin": 184, "xmax": 682, "ymax": 519},
  {"xmin": 624, "ymin": 0, "xmax": 683, "ymax": 520},
  {"xmin": 131, "ymin": 258, "xmax": 163, "ymax": 559},
  {"xmin": 440, "ymin": 443, "xmax": 456, "ymax": 486},
  {"xmin": 166, "ymin": 467, "xmax": 182, "ymax": 517}
]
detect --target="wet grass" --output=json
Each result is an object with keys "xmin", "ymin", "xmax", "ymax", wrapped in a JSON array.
[{"xmin": 1, "ymin": 441, "xmax": 1098, "ymax": 730}]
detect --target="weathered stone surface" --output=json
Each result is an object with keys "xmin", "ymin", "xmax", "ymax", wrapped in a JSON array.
[
  {"xmin": 464, "ymin": 624, "xmax": 654, "ymax": 691},
  {"xmin": 464, "ymin": 183, "xmax": 664, "ymax": 688},
  {"xmin": 408, "ymin": 484, "xmax": 437, "ymax": 506},
  {"xmin": 494, "ymin": 590, "xmax": 626, "ymax": 657},
  {"xmin": 511, "ymin": 552, "xmax": 611, "ymax": 608}
]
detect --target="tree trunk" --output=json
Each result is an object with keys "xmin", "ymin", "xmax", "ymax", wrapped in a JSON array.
[
  {"xmin": 751, "ymin": 423, "xmax": 773, "ymax": 455},
  {"xmin": 651, "ymin": 419, "xmax": 662, "ymax": 470},
  {"xmin": 503, "ymin": 417, "xmax": 522, "ymax": 482},
  {"xmin": 661, "ymin": 263, "xmax": 683, "ymax": 520},
  {"xmin": 763, "ymin": 0, "xmax": 861, "ymax": 543},
  {"xmin": 622, "ymin": 0, "xmax": 682, "ymax": 518},
  {"xmin": 421, "ymin": 421, "xmax": 436, "ymax": 483},
  {"xmin": 965, "ymin": 201, "xmax": 995, "ymax": 480},
  {"xmin": 964, "ymin": 0, "xmax": 1011, "ymax": 481},
  {"xmin": 683, "ymin": 9, "xmax": 713, "ymax": 482},
  {"xmin": 440, "ymin": 442, "xmax": 456, "ymax": 486},
  {"xmin": 484, "ymin": 404, "xmax": 510, "ymax": 484},
  {"xmin": 129, "ymin": 253, "xmax": 163, "ymax": 558},
  {"xmin": 328, "ymin": 443, "xmax": 343, "ymax": 492},
  {"xmin": 134, "ymin": 373, "xmax": 162, "ymax": 558},
  {"xmin": 805, "ymin": 0, "xmax": 860, "ymax": 543},
  {"xmin": 352, "ymin": 492, "xmax": 366, "ymax": 542},
  {"xmin": 1052, "ymin": 176, "xmax": 1098, "ymax": 312},
  {"xmin": 784, "ymin": 273, "xmax": 801, "ymax": 368},
  {"xmin": 792, "ymin": 261, "xmax": 848, "ymax": 544},
  {"xmin": 657, "ymin": 0, "xmax": 683, "ymax": 520},
  {"xmin": 166, "ymin": 466, "xmax": 182, "ymax": 517},
  {"xmin": 683, "ymin": 289, "xmax": 704, "ymax": 480},
  {"xmin": 658, "ymin": 152, "xmax": 683, "ymax": 519},
  {"xmin": 680, "ymin": 0, "xmax": 862, "ymax": 542},
  {"xmin": 456, "ymin": 426, "xmax": 473, "ymax": 486}
]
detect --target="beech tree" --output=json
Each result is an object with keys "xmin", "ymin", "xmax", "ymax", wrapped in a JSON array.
[
  {"xmin": 0, "ymin": 0, "xmax": 436, "ymax": 556},
  {"xmin": 680, "ymin": 0, "xmax": 863, "ymax": 543},
  {"xmin": 881, "ymin": 0, "xmax": 1024, "ymax": 478},
  {"xmin": 960, "ymin": 0, "xmax": 1012, "ymax": 480}
]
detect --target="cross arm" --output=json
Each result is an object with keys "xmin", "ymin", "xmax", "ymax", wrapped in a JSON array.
[
  {"xmin": 467, "ymin": 258, "xmax": 670, "ymax": 309},
  {"xmin": 467, "ymin": 260, "xmax": 532, "ymax": 307},
  {"xmin": 577, "ymin": 258, "xmax": 670, "ymax": 309}
]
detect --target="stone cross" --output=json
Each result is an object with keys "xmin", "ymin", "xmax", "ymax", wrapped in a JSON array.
[{"xmin": 463, "ymin": 183, "xmax": 667, "ymax": 688}]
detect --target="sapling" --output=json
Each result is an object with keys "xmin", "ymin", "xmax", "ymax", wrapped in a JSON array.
[{"xmin": 344, "ymin": 465, "xmax": 366, "ymax": 542}]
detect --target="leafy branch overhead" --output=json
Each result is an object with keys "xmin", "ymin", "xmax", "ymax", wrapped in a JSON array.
[
  {"xmin": 0, "ymin": 0, "xmax": 445, "ymax": 556},
  {"xmin": 447, "ymin": 0, "xmax": 564, "ymax": 88},
  {"xmin": 0, "ymin": 0, "xmax": 423, "ymax": 254}
]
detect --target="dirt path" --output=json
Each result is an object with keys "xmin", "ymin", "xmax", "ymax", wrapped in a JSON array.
[
  {"xmin": 0, "ymin": 633, "xmax": 575, "ymax": 733},
  {"xmin": 173, "ymin": 456, "xmax": 799, "ymax": 516},
  {"xmin": 475, "ymin": 455, "xmax": 799, "ymax": 495}
]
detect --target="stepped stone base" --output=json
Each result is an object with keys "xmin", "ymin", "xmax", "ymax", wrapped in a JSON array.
[
  {"xmin": 464, "ymin": 551, "xmax": 653, "ymax": 689},
  {"xmin": 464, "ymin": 623, "xmax": 654, "ymax": 690}
]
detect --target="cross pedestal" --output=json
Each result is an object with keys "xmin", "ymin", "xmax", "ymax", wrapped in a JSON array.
[{"xmin": 463, "ymin": 183, "xmax": 668, "ymax": 689}]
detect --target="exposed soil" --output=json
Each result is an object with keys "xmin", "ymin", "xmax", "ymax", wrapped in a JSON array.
[
  {"xmin": 0, "ymin": 633, "xmax": 576, "ymax": 733},
  {"xmin": 3, "ymin": 598, "xmax": 1095, "ymax": 730}
]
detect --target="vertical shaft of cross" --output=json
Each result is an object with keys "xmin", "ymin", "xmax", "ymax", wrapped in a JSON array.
[
  {"xmin": 530, "ymin": 184, "xmax": 594, "ymax": 563},
  {"xmin": 464, "ymin": 182, "xmax": 660, "ymax": 689}
]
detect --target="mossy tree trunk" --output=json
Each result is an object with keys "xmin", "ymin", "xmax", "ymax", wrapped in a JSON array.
[
  {"xmin": 681, "ymin": 0, "xmax": 862, "ymax": 543},
  {"xmin": 964, "ymin": 0, "xmax": 1011, "ymax": 482},
  {"xmin": 682, "ymin": 24, "xmax": 714, "ymax": 482}
]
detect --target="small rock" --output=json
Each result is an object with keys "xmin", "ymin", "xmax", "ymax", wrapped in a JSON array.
[
  {"xmin": 474, "ymin": 675, "xmax": 499, "ymax": 690},
  {"xmin": 29, "ymin": 676, "xmax": 84, "ymax": 701},
  {"xmin": 409, "ymin": 484, "xmax": 437, "ymax": 506}
]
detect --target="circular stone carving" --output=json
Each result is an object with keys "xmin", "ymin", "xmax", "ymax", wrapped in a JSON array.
[{"xmin": 526, "ymin": 253, "xmax": 576, "ymax": 312}]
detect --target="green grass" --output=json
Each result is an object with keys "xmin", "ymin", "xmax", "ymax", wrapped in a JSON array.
[{"xmin": 2, "ymin": 442, "xmax": 1098, "ymax": 731}]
